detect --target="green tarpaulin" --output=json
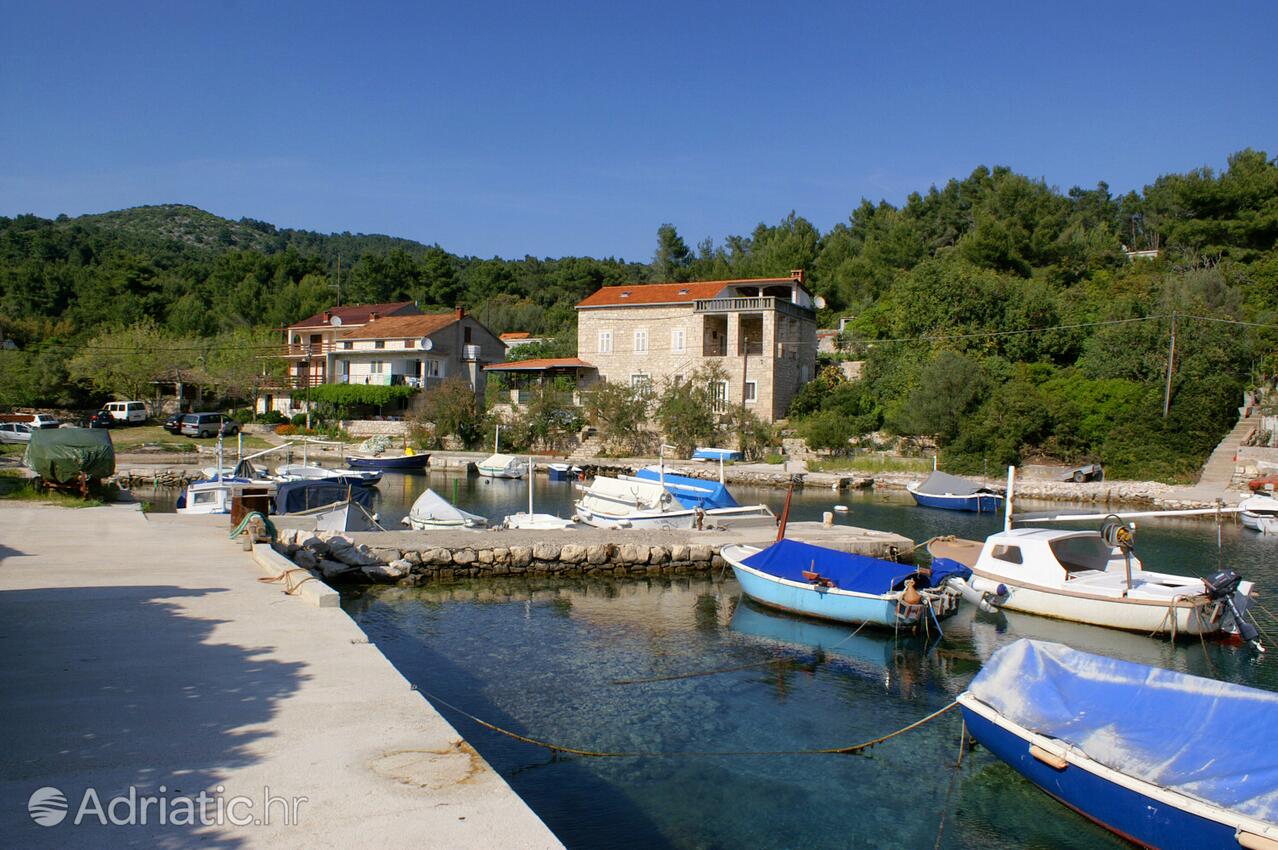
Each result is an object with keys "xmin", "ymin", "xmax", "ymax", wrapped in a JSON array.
[{"xmin": 24, "ymin": 428, "xmax": 115, "ymax": 484}]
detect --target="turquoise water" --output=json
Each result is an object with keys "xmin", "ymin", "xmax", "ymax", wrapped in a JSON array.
[{"xmin": 340, "ymin": 477, "xmax": 1278, "ymax": 850}]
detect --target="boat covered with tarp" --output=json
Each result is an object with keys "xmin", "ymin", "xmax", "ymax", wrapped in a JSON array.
[
  {"xmin": 721, "ymin": 538, "xmax": 967, "ymax": 629},
  {"xmin": 402, "ymin": 488, "xmax": 488, "ymax": 529},
  {"xmin": 632, "ymin": 467, "xmax": 738, "ymax": 510},
  {"xmin": 906, "ymin": 470, "xmax": 1003, "ymax": 512},
  {"xmin": 959, "ymin": 639, "xmax": 1278, "ymax": 848},
  {"xmin": 25, "ymin": 427, "xmax": 115, "ymax": 485},
  {"xmin": 274, "ymin": 479, "xmax": 375, "ymax": 515}
]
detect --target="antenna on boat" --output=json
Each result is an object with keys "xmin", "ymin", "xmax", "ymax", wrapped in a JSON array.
[
  {"xmin": 776, "ymin": 479, "xmax": 795, "ymax": 542},
  {"xmin": 528, "ymin": 455, "xmax": 535, "ymax": 517},
  {"xmin": 719, "ymin": 453, "xmax": 725, "ymax": 485},
  {"xmin": 494, "ymin": 423, "xmax": 500, "ymax": 455},
  {"xmin": 216, "ymin": 435, "xmax": 224, "ymax": 482},
  {"xmin": 1003, "ymin": 465, "xmax": 1016, "ymax": 532},
  {"xmin": 659, "ymin": 443, "xmax": 675, "ymax": 491}
]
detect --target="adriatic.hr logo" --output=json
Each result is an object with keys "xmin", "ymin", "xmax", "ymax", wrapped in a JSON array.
[{"xmin": 28, "ymin": 786, "xmax": 68, "ymax": 826}]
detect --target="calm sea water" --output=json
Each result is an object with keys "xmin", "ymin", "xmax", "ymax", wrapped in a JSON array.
[{"xmin": 319, "ymin": 472, "xmax": 1278, "ymax": 850}]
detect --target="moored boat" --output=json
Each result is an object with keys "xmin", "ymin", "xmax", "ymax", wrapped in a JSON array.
[
  {"xmin": 274, "ymin": 478, "xmax": 376, "ymax": 515},
  {"xmin": 573, "ymin": 475, "xmax": 696, "ymax": 529},
  {"xmin": 401, "ymin": 488, "xmax": 488, "ymax": 529},
  {"xmin": 275, "ymin": 463, "xmax": 382, "ymax": 485},
  {"xmin": 959, "ymin": 639, "xmax": 1278, "ymax": 849},
  {"xmin": 906, "ymin": 470, "xmax": 1003, "ymax": 513},
  {"xmin": 1239, "ymin": 493, "xmax": 1278, "ymax": 534},
  {"xmin": 477, "ymin": 453, "xmax": 528, "ymax": 479},
  {"xmin": 503, "ymin": 457, "xmax": 576, "ymax": 529},
  {"xmin": 628, "ymin": 466, "xmax": 775, "ymax": 526},
  {"xmin": 722, "ymin": 538, "xmax": 966, "ymax": 630},
  {"xmin": 345, "ymin": 452, "xmax": 430, "ymax": 471}
]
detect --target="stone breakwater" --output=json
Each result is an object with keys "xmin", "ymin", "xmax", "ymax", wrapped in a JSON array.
[
  {"xmin": 268, "ymin": 522, "xmax": 915, "ymax": 587},
  {"xmin": 113, "ymin": 468, "xmax": 204, "ymax": 488},
  {"xmin": 273, "ymin": 528, "xmax": 727, "ymax": 587}
]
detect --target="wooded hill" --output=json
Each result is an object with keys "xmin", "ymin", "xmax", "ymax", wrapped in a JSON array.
[{"xmin": 2, "ymin": 149, "xmax": 1276, "ymax": 479}]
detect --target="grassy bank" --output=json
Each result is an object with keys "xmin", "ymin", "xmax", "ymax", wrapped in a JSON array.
[
  {"xmin": 0, "ymin": 472, "xmax": 115, "ymax": 507},
  {"xmin": 109, "ymin": 425, "xmax": 272, "ymax": 453}
]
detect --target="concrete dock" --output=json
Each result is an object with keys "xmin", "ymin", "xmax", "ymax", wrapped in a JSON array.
[{"xmin": 0, "ymin": 503, "xmax": 563, "ymax": 849}]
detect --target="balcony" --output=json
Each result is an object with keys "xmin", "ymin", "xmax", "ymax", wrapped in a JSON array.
[
  {"xmin": 462, "ymin": 344, "xmax": 483, "ymax": 361},
  {"xmin": 279, "ymin": 342, "xmax": 340, "ymax": 358},
  {"xmin": 693, "ymin": 296, "xmax": 812, "ymax": 321}
]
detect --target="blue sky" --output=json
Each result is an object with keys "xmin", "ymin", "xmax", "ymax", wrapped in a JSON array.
[{"xmin": 2, "ymin": 1, "xmax": 1275, "ymax": 260}]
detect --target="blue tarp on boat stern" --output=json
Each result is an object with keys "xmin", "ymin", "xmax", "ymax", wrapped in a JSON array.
[
  {"xmin": 632, "ymin": 469, "xmax": 739, "ymax": 510},
  {"xmin": 275, "ymin": 480, "xmax": 375, "ymax": 514},
  {"xmin": 741, "ymin": 539, "xmax": 922, "ymax": 595},
  {"xmin": 970, "ymin": 639, "xmax": 1278, "ymax": 824}
]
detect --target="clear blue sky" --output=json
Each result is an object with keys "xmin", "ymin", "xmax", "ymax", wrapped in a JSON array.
[{"xmin": 2, "ymin": 0, "xmax": 1275, "ymax": 261}]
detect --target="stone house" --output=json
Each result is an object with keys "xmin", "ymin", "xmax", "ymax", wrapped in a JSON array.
[
  {"xmin": 261, "ymin": 304, "xmax": 505, "ymax": 415},
  {"xmin": 573, "ymin": 270, "xmax": 818, "ymax": 422}
]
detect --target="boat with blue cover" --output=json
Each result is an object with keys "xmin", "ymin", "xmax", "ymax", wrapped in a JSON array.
[
  {"xmin": 720, "ymin": 538, "xmax": 967, "ymax": 630},
  {"xmin": 907, "ymin": 470, "xmax": 1003, "ymax": 513},
  {"xmin": 274, "ymin": 479, "xmax": 376, "ymax": 514},
  {"xmin": 692, "ymin": 447, "xmax": 742, "ymax": 462},
  {"xmin": 959, "ymin": 639, "xmax": 1278, "ymax": 849}
]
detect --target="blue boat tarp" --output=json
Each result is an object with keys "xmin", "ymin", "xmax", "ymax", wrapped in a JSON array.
[
  {"xmin": 970, "ymin": 640, "xmax": 1278, "ymax": 823},
  {"xmin": 692, "ymin": 447, "xmax": 742, "ymax": 462},
  {"xmin": 632, "ymin": 468, "xmax": 739, "ymax": 510},
  {"xmin": 275, "ymin": 480, "xmax": 375, "ymax": 514},
  {"xmin": 742, "ymin": 539, "xmax": 966, "ymax": 594}
]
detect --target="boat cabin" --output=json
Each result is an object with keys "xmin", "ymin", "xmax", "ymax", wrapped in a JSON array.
[{"xmin": 973, "ymin": 529, "xmax": 1141, "ymax": 584}]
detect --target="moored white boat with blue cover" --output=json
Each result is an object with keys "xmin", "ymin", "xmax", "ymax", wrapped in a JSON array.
[
  {"xmin": 721, "ymin": 539, "xmax": 967, "ymax": 630},
  {"xmin": 959, "ymin": 640, "xmax": 1278, "ymax": 849},
  {"xmin": 907, "ymin": 470, "xmax": 1003, "ymax": 512}
]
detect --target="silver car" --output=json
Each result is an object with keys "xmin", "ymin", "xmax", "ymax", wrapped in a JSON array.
[{"xmin": 0, "ymin": 422, "xmax": 34, "ymax": 444}]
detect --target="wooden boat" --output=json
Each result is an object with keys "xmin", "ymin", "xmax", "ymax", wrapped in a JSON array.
[
  {"xmin": 906, "ymin": 470, "xmax": 1003, "ymax": 513},
  {"xmin": 959, "ymin": 639, "xmax": 1278, "ymax": 849},
  {"xmin": 933, "ymin": 467, "xmax": 1260, "ymax": 642},
  {"xmin": 345, "ymin": 452, "xmax": 430, "ymax": 471},
  {"xmin": 722, "ymin": 539, "xmax": 965, "ymax": 630}
]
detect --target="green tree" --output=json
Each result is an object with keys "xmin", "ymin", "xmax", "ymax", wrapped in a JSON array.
[{"xmin": 583, "ymin": 380, "xmax": 654, "ymax": 455}]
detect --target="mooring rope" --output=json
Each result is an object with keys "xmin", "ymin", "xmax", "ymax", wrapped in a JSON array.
[
  {"xmin": 932, "ymin": 718, "xmax": 968, "ymax": 850},
  {"xmin": 610, "ymin": 617, "xmax": 874, "ymax": 686},
  {"xmin": 415, "ymin": 685, "xmax": 959, "ymax": 758},
  {"xmin": 258, "ymin": 568, "xmax": 316, "ymax": 595}
]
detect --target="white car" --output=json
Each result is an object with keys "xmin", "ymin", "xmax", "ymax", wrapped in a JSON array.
[
  {"xmin": 0, "ymin": 422, "xmax": 34, "ymax": 444},
  {"xmin": 103, "ymin": 401, "xmax": 148, "ymax": 425}
]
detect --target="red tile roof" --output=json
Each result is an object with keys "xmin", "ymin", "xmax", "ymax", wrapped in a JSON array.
[
  {"xmin": 484, "ymin": 357, "xmax": 595, "ymax": 371},
  {"xmin": 499, "ymin": 332, "xmax": 531, "ymax": 340},
  {"xmin": 292, "ymin": 301, "xmax": 419, "ymax": 329},
  {"xmin": 338, "ymin": 312, "xmax": 459, "ymax": 340},
  {"xmin": 575, "ymin": 276, "xmax": 802, "ymax": 309}
]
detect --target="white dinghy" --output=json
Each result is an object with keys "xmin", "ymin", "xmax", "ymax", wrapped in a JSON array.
[
  {"xmin": 401, "ymin": 488, "xmax": 488, "ymax": 530},
  {"xmin": 504, "ymin": 456, "xmax": 576, "ymax": 530}
]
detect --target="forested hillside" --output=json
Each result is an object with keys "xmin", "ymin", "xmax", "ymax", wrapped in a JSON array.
[{"xmin": 2, "ymin": 149, "xmax": 1276, "ymax": 479}]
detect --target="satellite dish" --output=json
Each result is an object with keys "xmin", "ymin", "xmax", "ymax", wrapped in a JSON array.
[
  {"xmin": 813, "ymin": 295, "xmax": 827, "ymax": 310},
  {"xmin": 330, "ymin": 315, "xmax": 343, "ymax": 326},
  {"xmin": 419, "ymin": 337, "xmax": 434, "ymax": 351}
]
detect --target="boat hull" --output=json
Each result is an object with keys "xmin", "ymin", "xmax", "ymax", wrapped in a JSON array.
[
  {"xmin": 576, "ymin": 507, "xmax": 696, "ymax": 530},
  {"xmin": 477, "ymin": 467, "xmax": 526, "ymax": 478},
  {"xmin": 908, "ymin": 489, "xmax": 1003, "ymax": 513},
  {"xmin": 346, "ymin": 454, "xmax": 430, "ymax": 471},
  {"xmin": 964, "ymin": 572, "xmax": 1226, "ymax": 636},
  {"xmin": 959, "ymin": 695, "xmax": 1267, "ymax": 849},
  {"xmin": 728, "ymin": 560, "xmax": 934, "ymax": 629}
]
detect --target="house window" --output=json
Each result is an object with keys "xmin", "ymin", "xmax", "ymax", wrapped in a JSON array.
[
  {"xmin": 598, "ymin": 331, "xmax": 613, "ymax": 354},
  {"xmin": 634, "ymin": 329, "xmax": 648, "ymax": 353},
  {"xmin": 744, "ymin": 381, "xmax": 757, "ymax": 403},
  {"xmin": 426, "ymin": 360, "xmax": 441, "ymax": 377},
  {"xmin": 671, "ymin": 329, "xmax": 685, "ymax": 353},
  {"xmin": 631, "ymin": 373, "xmax": 652, "ymax": 390},
  {"xmin": 374, "ymin": 340, "xmax": 385, "ymax": 349},
  {"xmin": 371, "ymin": 361, "xmax": 385, "ymax": 374},
  {"xmin": 404, "ymin": 339, "xmax": 415, "ymax": 348},
  {"xmin": 713, "ymin": 381, "xmax": 728, "ymax": 412},
  {"xmin": 342, "ymin": 341, "xmax": 352, "ymax": 350}
]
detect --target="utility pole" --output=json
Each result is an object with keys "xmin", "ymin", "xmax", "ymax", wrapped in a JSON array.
[{"xmin": 1163, "ymin": 310, "xmax": 1177, "ymax": 418}]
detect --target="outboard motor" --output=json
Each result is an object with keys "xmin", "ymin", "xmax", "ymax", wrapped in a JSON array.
[{"xmin": 1203, "ymin": 570, "xmax": 1261, "ymax": 645}]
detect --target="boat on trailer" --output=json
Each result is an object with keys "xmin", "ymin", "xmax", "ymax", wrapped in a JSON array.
[
  {"xmin": 931, "ymin": 467, "xmax": 1260, "ymax": 644},
  {"xmin": 959, "ymin": 639, "xmax": 1278, "ymax": 849}
]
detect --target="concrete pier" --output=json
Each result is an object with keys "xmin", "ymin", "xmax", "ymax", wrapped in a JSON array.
[{"xmin": 0, "ymin": 503, "xmax": 563, "ymax": 849}]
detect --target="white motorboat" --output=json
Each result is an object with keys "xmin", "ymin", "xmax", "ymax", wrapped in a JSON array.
[
  {"xmin": 573, "ymin": 475, "xmax": 696, "ymax": 529},
  {"xmin": 503, "ymin": 457, "xmax": 576, "ymax": 529},
  {"xmin": 477, "ymin": 453, "xmax": 528, "ymax": 479},
  {"xmin": 1239, "ymin": 493, "xmax": 1278, "ymax": 534},
  {"xmin": 401, "ymin": 488, "xmax": 488, "ymax": 530},
  {"xmin": 179, "ymin": 439, "xmax": 275, "ymax": 514},
  {"xmin": 929, "ymin": 467, "xmax": 1260, "ymax": 642}
]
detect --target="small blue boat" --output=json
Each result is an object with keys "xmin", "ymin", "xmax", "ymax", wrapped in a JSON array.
[
  {"xmin": 907, "ymin": 470, "xmax": 1003, "ymax": 513},
  {"xmin": 959, "ymin": 640, "xmax": 1278, "ymax": 849},
  {"xmin": 692, "ymin": 447, "xmax": 742, "ymax": 462},
  {"xmin": 345, "ymin": 452, "xmax": 430, "ymax": 472},
  {"xmin": 721, "ymin": 539, "xmax": 967, "ymax": 630},
  {"xmin": 548, "ymin": 463, "xmax": 581, "ymax": 482}
]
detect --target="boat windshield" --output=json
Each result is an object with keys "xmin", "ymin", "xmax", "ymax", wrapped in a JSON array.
[{"xmin": 1048, "ymin": 535, "xmax": 1114, "ymax": 575}]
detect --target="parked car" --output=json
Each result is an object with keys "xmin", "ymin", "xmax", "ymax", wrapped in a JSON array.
[
  {"xmin": 163, "ymin": 413, "xmax": 185, "ymax": 434},
  {"xmin": 0, "ymin": 422, "xmax": 34, "ymax": 444},
  {"xmin": 180, "ymin": 412, "xmax": 240, "ymax": 439},
  {"xmin": 86, "ymin": 410, "xmax": 115, "ymax": 429},
  {"xmin": 103, "ymin": 400, "xmax": 148, "ymax": 425},
  {"xmin": 0, "ymin": 413, "xmax": 60, "ymax": 429}
]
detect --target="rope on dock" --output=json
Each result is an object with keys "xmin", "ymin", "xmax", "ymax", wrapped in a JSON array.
[
  {"xmin": 229, "ymin": 510, "xmax": 275, "ymax": 540},
  {"xmin": 258, "ymin": 568, "xmax": 317, "ymax": 596},
  {"xmin": 415, "ymin": 686, "xmax": 959, "ymax": 758}
]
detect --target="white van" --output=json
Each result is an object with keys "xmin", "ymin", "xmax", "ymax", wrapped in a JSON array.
[{"xmin": 104, "ymin": 401, "xmax": 148, "ymax": 425}]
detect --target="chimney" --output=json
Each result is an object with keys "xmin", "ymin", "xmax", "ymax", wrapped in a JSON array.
[
  {"xmin": 455, "ymin": 306, "xmax": 465, "ymax": 320},
  {"xmin": 322, "ymin": 310, "xmax": 332, "ymax": 321},
  {"xmin": 790, "ymin": 269, "xmax": 805, "ymax": 284}
]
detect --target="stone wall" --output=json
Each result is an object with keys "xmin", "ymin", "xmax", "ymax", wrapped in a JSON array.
[
  {"xmin": 341, "ymin": 419, "xmax": 410, "ymax": 437},
  {"xmin": 275, "ymin": 528, "xmax": 724, "ymax": 587}
]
